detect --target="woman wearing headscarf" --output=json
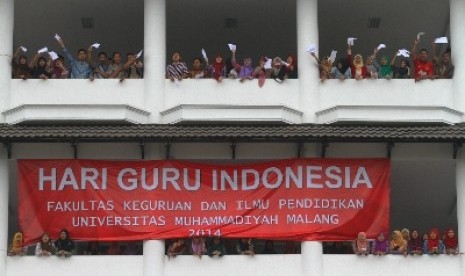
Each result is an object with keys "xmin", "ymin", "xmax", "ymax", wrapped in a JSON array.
[{"xmin": 348, "ymin": 44, "xmax": 367, "ymax": 80}]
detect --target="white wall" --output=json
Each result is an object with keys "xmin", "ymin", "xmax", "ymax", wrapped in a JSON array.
[{"xmin": 6, "ymin": 254, "xmax": 461, "ymax": 276}]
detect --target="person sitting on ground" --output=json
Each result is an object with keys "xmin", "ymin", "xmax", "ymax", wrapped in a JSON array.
[
  {"xmin": 167, "ymin": 239, "xmax": 186, "ymax": 259},
  {"xmin": 236, "ymin": 238, "xmax": 255, "ymax": 255},
  {"xmin": 8, "ymin": 232, "xmax": 28, "ymax": 256},
  {"xmin": 54, "ymin": 229, "xmax": 75, "ymax": 257},
  {"xmin": 207, "ymin": 237, "xmax": 226, "ymax": 257},
  {"xmin": 56, "ymin": 37, "xmax": 92, "ymax": 79},
  {"xmin": 353, "ymin": 232, "xmax": 370, "ymax": 255},
  {"xmin": 166, "ymin": 51, "xmax": 189, "ymax": 81},
  {"xmin": 36, "ymin": 233, "xmax": 55, "ymax": 256},
  {"xmin": 12, "ymin": 46, "xmax": 32, "ymax": 79}
]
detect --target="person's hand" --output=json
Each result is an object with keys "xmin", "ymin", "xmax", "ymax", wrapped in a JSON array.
[{"xmin": 57, "ymin": 38, "xmax": 65, "ymax": 48}]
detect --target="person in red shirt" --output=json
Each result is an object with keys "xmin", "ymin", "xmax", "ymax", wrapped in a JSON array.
[{"xmin": 411, "ymin": 38, "xmax": 435, "ymax": 81}]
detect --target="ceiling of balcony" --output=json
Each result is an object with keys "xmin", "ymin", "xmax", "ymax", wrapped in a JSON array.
[{"xmin": 14, "ymin": 0, "xmax": 450, "ymax": 64}]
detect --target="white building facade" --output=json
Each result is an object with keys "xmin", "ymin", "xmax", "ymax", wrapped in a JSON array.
[{"xmin": 1, "ymin": 0, "xmax": 465, "ymax": 275}]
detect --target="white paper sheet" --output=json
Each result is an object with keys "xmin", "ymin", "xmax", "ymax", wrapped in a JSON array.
[
  {"xmin": 377, "ymin": 44, "xmax": 386, "ymax": 51},
  {"xmin": 264, "ymin": 57, "xmax": 272, "ymax": 69},
  {"xmin": 201, "ymin": 48, "xmax": 207, "ymax": 59},
  {"xmin": 48, "ymin": 51, "xmax": 59, "ymax": 60},
  {"xmin": 228, "ymin": 43, "xmax": 236, "ymax": 51},
  {"xmin": 20, "ymin": 46, "xmax": 27, "ymax": 52},
  {"xmin": 416, "ymin": 32, "xmax": 425, "ymax": 40},
  {"xmin": 434, "ymin": 37, "xmax": 448, "ymax": 44},
  {"xmin": 306, "ymin": 44, "xmax": 317, "ymax": 53},
  {"xmin": 54, "ymin": 33, "xmax": 61, "ymax": 41},
  {"xmin": 38, "ymin": 47, "xmax": 49, "ymax": 54},
  {"xmin": 91, "ymin": 43, "xmax": 100, "ymax": 49},
  {"xmin": 347, "ymin": 37, "xmax": 357, "ymax": 46},
  {"xmin": 329, "ymin": 50, "xmax": 337, "ymax": 63},
  {"xmin": 397, "ymin": 49, "xmax": 410, "ymax": 58},
  {"xmin": 136, "ymin": 50, "xmax": 143, "ymax": 58}
]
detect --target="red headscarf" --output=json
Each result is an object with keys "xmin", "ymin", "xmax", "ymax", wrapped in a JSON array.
[
  {"xmin": 444, "ymin": 228, "xmax": 458, "ymax": 249},
  {"xmin": 428, "ymin": 228, "xmax": 440, "ymax": 250},
  {"xmin": 212, "ymin": 55, "xmax": 224, "ymax": 80}
]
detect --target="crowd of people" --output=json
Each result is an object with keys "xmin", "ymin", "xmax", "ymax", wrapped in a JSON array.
[
  {"xmin": 166, "ymin": 238, "xmax": 299, "ymax": 258},
  {"xmin": 165, "ymin": 50, "xmax": 297, "ymax": 87},
  {"xmin": 12, "ymin": 36, "xmax": 454, "ymax": 85},
  {"xmin": 8, "ymin": 228, "xmax": 459, "ymax": 258},
  {"xmin": 353, "ymin": 228, "xmax": 459, "ymax": 256},
  {"xmin": 11, "ymin": 37, "xmax": 143, "ymax": 81},
  {"xmin": 312, "ymin": 37, "xmax": 454, "ymax": 81}
]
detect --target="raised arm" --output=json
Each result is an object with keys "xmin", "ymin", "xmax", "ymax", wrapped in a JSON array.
[
  {"xmin": 87, "ymin": 45, "xmax": 93, "ymax": 65},
  {"xmin": 411, "ymin": 38, "xmax": 419, "ymax": 61},
  {"xmin": 28, "ymin": 53, "xmax": 39, "ymax": 69},
  {"xmin": 391, "ymin": 51, "xmax": 397, "ymax": 66}
]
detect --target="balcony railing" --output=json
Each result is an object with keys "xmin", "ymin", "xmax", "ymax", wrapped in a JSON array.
[{"xmin": 4, "ymin": 79, "xmax": 460, "ymax": 125}]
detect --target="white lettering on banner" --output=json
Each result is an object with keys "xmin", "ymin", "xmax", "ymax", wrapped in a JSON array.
[
  {"xmin": 47, "ymin": 200, "xmax": 114, "ymax": 212},
  {"xmin": 278, "ymin": 198, "xmax": 364, "ymax": 210},
  {"xmin": 236, "ymin": 199, "xmax": 269, "ymax": 210},
  {"xmin": 38, "ymin": 166, "xmax": 374, "ymax": 191},
  {"xmin": 72, "ymin": 215, "xmax": 166, "ymax": 227},
  {"xmin": 174, "ymin": 215, "xmax": 279, "ymax": 226},
  {"xmin": 122, "ymin": 200, "xmax": 192, "ymax": 211},
  {"xmin": 201, "ymin": 201, "xmax": 227, "ymax": 211},
  {"xmin": 286, "ymin": 214, "xmax": 339, "ymax": 224}
]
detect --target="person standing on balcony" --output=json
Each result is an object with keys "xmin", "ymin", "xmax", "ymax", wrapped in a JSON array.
[
  {"xmin": 29, "ymin": 54, "xmax": 52, "ymax": 80},
  {"xmin": 166, "ymin": 51, "xmax": 189, "ymax": 81},
  {"xmin": 411, "ymin": 38, "xmax": 435, "ymax": 82},
  {"xmin": 56, "ymin": 37, "xmax": 92, "ymax": 79},
  {"xmin": 236, "ymin": 238, "xmax": 255, "ymax": 255},
  {"xmin": 107, "ymin": 52, "xmax": 127, "ymax": 81},
  {"xmin": 87, "ymin": 49, "xmax": 109, "ymax": 79},
  {"xmin": 54, "ymin": 229, "xmax": 75, "ymax": 257},
  {"xmin": 347, "ymin": 44, "xmax": 367, "ymax": 80},
  {"xmin": 431, "ymin": 44, "xmax": 454, "ymax": 79},
  {"xmin": 231, "ymin": 49, "xmax": 254, "ymax": 82},
  {"xmin": 330, "ymin": 57, "xmax": 351, "ymax": 80},
  {"xmin": 12, "ymin": 46, "xmax": 32, "ymax": 79},
  {"xmin": 124, "ymin": 53, "xmax": 144, "ymax": 79},
  {"xmin": 190, "ymin": 57, "xmax": 208, "ymax": 79}
]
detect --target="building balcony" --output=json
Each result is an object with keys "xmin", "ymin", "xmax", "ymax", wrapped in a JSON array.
[
  {"xmin": 6, "ymin": 254, "xmax": 460, "ymax": 276},
  {"xmin": 3, "ymin": 79, "xmax": 460, "ymax": 125}
]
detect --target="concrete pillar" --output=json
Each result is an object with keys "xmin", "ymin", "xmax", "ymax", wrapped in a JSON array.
[
  {"xmin": 456, "ymin": 148, "xmax": 465, "ymax": 276},
  {"xmin": 296, "ymin": 0, "xmax": 319, "ymax": 123},
  {"xmin": 0, "ymin": 0, "xmax": 14, "ymax": 123},
  {"xmin": 143, "ymin": 240, "xmax": 165, "ymax": 276},
  {"xmin": 450, "ymin": 0, "xmax": 465, "ymax": 118},
  {"xmin": 144, "ymin": 0, "xmax": 166, "ymax": 123},
  {"xmin": 301, "ymin": 241, "xmax": 323, "ymax": 276},
  {"xmin": 0, "ymin": 148, "xmax": 9, "ymax": 275}
]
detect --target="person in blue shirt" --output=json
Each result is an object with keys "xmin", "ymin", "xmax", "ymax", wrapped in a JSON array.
[{"xmin": 56, "ymin": 37, "xmax": 92, "ymax": 79}]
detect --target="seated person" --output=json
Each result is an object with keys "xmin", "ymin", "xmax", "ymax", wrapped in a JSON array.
[
  {"xmin": 8, "ymin": 232, "xmax": 28, "ymax": 256},
  {"xmin": 236, "ymin": 238, "xmax": 254, "ymax": 255},
  {"xmin": 207, "ymin": 237, "xmax": 226, "ymax": 257},
  {"xmin": 167, "ymin": 239, "xmax": 186, "ymax": 259},
  {"xmin": 36, "ymin": 233, "xmax": 55, "ymax": 256},
  {"xmin": 54, "ymin": 229, "xmax": 75, "ymax": 257},
  {"xmin": 191, "ymin": 237, "xmax": 207, "ymax": 258}
]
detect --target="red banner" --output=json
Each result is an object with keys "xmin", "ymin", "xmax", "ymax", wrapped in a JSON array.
[{"xmin": 18, "ymin": 159, "xmax": 390, "ymax": 244}]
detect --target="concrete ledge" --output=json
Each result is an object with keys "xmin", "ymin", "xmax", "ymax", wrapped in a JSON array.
[
  {"xmin": 316, "ymin": 105, "xmax": 463, "ymax": 124},
  {"xmin": 3, "ymin": 104, "xmax": 151, "ymax": 124},
  {"xmin": 161, "ymin": 104, "xmax": 303, "ymax": 124}
]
